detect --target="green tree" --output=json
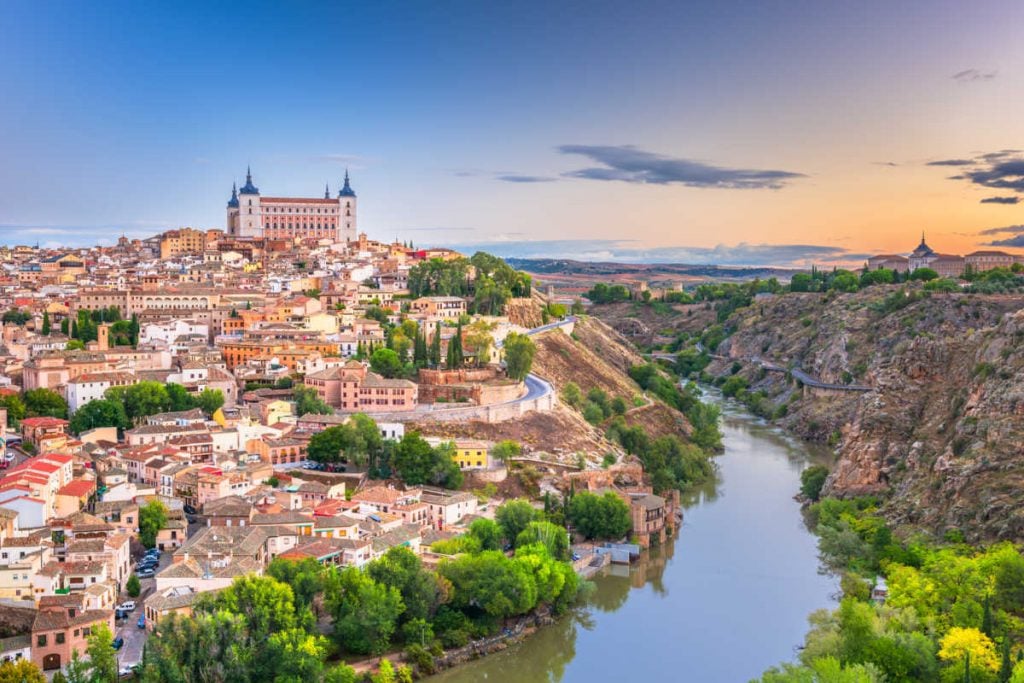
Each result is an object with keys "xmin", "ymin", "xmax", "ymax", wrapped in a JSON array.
[
  {"xmin": 801, "ymin": 465, "xmax": 830, "ymax": 502},
  {"xmin": 265, "ymin": 628, "xmax": 328, "ymax": 683},
  {"xmin": 0, "ymin": 659, "xmax": 46, "ymax": 683},
  {"xmin": 439, "ymin": 550, "xmax": 537, "ymax": 619},
  {"xmin": 196, "ymin": 388, "xmax": 225, "ymax": 415},
  {"xmin": 391, "ymin": 434, "xmax": 462, "ymax": 488},
  {"xmin": 293, "ymin": 385, "xmax": 333, "ymax": 416},
  {"xmin": 325, "ymin": 567, "xmax": 404, "ymax": 655},
  {"xmin": 40, "ymin": 310, "xmax": 51, "ymax": 336},
  {"xmin": 490, "ymin": 439, "xmax": 521, "ymax": 463},
  {"xmin": 495, "ymin": 499, "xmax": 538, "ymax": 544},
  {"xmin": 429, "ymin": 322, "xmax": 442, "ymax": 367},
  {"xmin": 85, "ymin": 623, "xmax": 117, "ymax": 683},
  {"xmin": 267, "ymin": 557, "xmax": 326, "ymax": 608},
  {"xmin": 567, "ymin": 491, "xmax": 632, "ymax": 540},
  {"xmin": 368, "ymin": 546, "xmax": 448, "ymax": 623},
  {"xmin": 69, "ymin": 399, "xmax": 129, "ymax": 435},
  {"xmin": 139, "ymin": 499, "xmax": 168, "ymax": 549},
  {"xmin": 371, "ymin": 348, "xmax": 405, "ymax": 378},
  {"xmin": 467, "ymin": 518, "xmax": 503, "ymax": 551},
  {"xmin": 211, "ymin": 574, "xmax": 299, "ymax": 644},
  {"xmin": 165, "ymin": 383, "xmax": 195, "ymax": 412},
  {"xmin": 107, "ymin": 381, "xmax": 172, "ymax": 421},
  {"xmin": 910, "ymin": 267, "xmax": 939, "ymax": 281},
  {"xmin": 0, "ymin": 395, "xmax": 26, "ymax": 427},
  {"xmin": 126, "ymin": 573, "xmax": 141, "ymax": 597},
  {"xmin": 561, "ymin": 382, "xmax": 583, "ymax": 408},
  {"xmin": 503, "ymin": 332, "xmax": 536, "ymax": 381},
  {"xmin": 23, "ymin": 388, "xmax": 68, "ymax": 419},
  {"xmin": 446, "ymin": 322, "xmax": 464, "ymax": 369},
  {"xmin": 516, "ymin": 520, "xmax": 570, "ymax": 560}
]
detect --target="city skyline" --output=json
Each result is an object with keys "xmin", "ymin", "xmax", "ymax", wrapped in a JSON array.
[{"xmin": 3, "ymin": 1, "xmax": 1024, "ymax": 265}]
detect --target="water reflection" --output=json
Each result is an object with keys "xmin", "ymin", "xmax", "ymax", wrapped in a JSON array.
[{"xmin": 430, "ymin": 397, "xmax": 836, "ymax": 683}]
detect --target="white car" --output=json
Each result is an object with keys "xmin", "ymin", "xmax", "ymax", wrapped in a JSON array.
[
  {"xmin": 117, "ymin": 601, "xmax": 136, "ymax": 612},
  {"xmin": 3, "ymin": 452, "xmax": 14, "ymax": 462}
]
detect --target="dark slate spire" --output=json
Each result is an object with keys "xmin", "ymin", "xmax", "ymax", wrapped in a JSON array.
[
  {"xmin": 239, "ymin": 166, "xmax": 259, "ymax": 195},
  {"xmin": 325, "ymin": 183, "xmax": 330, "ymax": 199},
  {"xmin": 227, "ymin": 182, "xmax": 239, "ymax": 208},
  {"xmin": 339, "ymin": 169, "xmax": 356, "ymax": 197}
]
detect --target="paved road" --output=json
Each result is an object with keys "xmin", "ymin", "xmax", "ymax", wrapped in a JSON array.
[{"xmin": 495, "ymin": 315, "xmax": 577, "ymax": 348}]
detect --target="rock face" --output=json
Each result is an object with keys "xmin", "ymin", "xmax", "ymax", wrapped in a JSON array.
[{"xmin": 710, "ymin": 287, "xmax": 1024, "ymax": 542}]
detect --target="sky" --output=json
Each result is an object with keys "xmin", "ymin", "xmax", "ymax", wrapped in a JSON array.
[{"xmin": 2, "ymin": 0, "xmax": 1024, "ymax": 266}]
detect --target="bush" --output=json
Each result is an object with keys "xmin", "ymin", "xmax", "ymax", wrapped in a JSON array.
[{"xmin": 800, "ymin": 465, "xmax": 829, "ymax": 502}]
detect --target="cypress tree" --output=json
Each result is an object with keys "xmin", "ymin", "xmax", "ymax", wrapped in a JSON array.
[
  {"xmin": 71, "ymin": 320, "xmax": 79, "ymax": 340},
  {"xmin": 452, "ymin": 321, "xmax": 464, "ymax": 366},
  {"xmin": 999, "ymin": 638, "xmax": 1012, "ymax": 683},
  {"xmin": 41, "ymin": 310, "xmax": 50, "ymax": 336},
  {"xmin": 129, "ymin": 313, "xmax": 140, "ymax": 347},
  {"xmin": 430, "ymin": 322, "xmax": 442, "ymax": 367}
]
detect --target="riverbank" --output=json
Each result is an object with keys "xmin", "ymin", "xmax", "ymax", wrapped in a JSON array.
[{"xmin": 429, "ymin": 399, "xmax": 836, "ymax": 682}]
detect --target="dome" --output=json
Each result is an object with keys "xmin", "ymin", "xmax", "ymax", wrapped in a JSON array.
[
  {"xmin": 227, "ymin": 183, "xmax": 239, "ymax": 208},
  {"xmin": 238, "ymin": 166, "xmax": 259, "ymax": 195},
  {"xmin": 338, "ymin": 169, "xmax": 356, "ymax": 198}
]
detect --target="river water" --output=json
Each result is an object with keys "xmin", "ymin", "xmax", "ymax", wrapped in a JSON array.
[{"xmin": 431, "ymin": 399, "xmax": 837, "ymax": 683}]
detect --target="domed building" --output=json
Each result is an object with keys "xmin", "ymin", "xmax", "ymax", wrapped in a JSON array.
[{"xmin": 226, "ymin": 167, "xmax": 357, "ymax": 243}]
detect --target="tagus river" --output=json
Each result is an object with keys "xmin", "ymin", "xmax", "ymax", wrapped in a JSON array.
[{"xmin": 431, "ymin": 398, "xmax": 837, "ymax": 683}]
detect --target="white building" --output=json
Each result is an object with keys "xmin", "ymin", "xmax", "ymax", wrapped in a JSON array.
[
  {"xmin": 226, "ymin": 168, "xmax": 357, "ymax": 243},
  {"xmin": 66, "ymin": 372, "xmax": 137, "ymax": 414}
]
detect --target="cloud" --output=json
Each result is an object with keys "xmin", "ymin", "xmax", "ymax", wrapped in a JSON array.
[
  {"xmin": 441, "ymin": 238, "xmax": 863, "ymax": 267},
  {"xmin": 926, "ymin": 159, "xmax": 974, "ymax": 167},
  {"xmin": 495, "ymin": 174, "xmax": 557, "ymax": 183},
  {"xmin": 557, "ymin": 145, "xmax": 805, "ymax": 189},
  {"xmin": 928, "ymin": 151, "xmax": 1024, "ymax": 195},
  {"xmin": 988, "ymin": 235, "xmax": 1024, "ymax": 248},
  {"xmin": 952, "ymin": 68, "xmax": 997, "ymax": 82},
  {"xmin": 980, "ymin": 196, "xmax": 1020, "ymax": 204},
  {"xmin": 873, "ymin": 161, "xmax": 900, "ymax": 167},
  {"xmin": 978, "ymin": 224, "xmax": 1024, "ymax": 236}
]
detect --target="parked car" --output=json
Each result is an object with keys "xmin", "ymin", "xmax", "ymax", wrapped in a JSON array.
[
  {"xmin": 115, "ymin": 609, "xmax": 127, "ymax": 620},
  {"xmin": 3, "ymin": 452, "xmax": 14, "ymax": 462},
  {"xmin": 137, "ymin": 615, "xmax": 146, "ymax": 629},
  {"xmin": 117, "ymin": 601, "xmax": 135, "ymax": 612},
  {"xmin": 183, "ymin": 504, "xmax": 197, "ymax": 515},
  {"xmin": 136, "ymin": 568, "xmax": 155, "ymax": 579},
  {"xmin": 112, "ymin": 636, "xmax": 124, "ymax": 650},
  {"xmin": 118, "ymin": 664, "xmax": 134, "ymax": 677}
]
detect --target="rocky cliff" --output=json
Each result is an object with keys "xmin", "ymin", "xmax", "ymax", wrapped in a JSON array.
[{"xmin": 707, "ymin": 287, "xmax": 1024, "ymax": 541}]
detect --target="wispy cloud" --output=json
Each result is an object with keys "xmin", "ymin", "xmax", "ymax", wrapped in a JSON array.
[
  {"xmin": 978, "ymin": 224, "xmax": 1024, "ymax": 236},
  {"xmin": 452, "ymin": 169, "xmax": 558, "ymax": 184},
  {"xmin": 980, "ymin": 196, "xmax": 1020, "ymax": 204},
  {"xmin": 926, "ymin": 158, "xmax": 975, "ymax": 167},
  {"xmin": 952, "ymin": 68, "xmax": 997, "ymax": 83},
  {"xmin": 988, "ymin": 235, "xmax": 1024, "ymax": 248},
  {"xmin": 442, "ymin": 238, "xmax": 862, "ymax": 267},
  {"xmin": 873, "ymin": 161, "xmax": 900, "ymax": 167},
  {"xmin": 495, "ymin": 174, "xmax": 557, "ymax": 183},
  {"xmin": 557, "ymin": 145, "xmax": 805, "ymax": 190}
]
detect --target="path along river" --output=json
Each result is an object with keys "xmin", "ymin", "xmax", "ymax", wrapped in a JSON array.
[{"xmin": 430, "ymin": 395, "xmax": 837, "ymax": 682}]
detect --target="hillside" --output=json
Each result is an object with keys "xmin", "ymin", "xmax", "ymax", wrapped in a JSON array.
[
  {"xmin": 415, "ymin": 314, "xmax": 692, "ymax": 461},
  {"xmin": 700, "ymin": 286, "xmax": 1024, "ymax": 541}
]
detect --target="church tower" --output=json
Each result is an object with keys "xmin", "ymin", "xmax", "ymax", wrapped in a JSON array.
[
  {"xmin": 338, "ymin": 169, "xmax": 357, "ymax": 243},
  {"xmin": 237, "ymin": 166, "xmax": 263, "ymax": 238},
  {"xmin": 226, "ymin": 183, "xmax": 240, "ymax": 236}
]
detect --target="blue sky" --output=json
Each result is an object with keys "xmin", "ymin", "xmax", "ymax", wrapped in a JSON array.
[{"xmin": 2, "ymin": 1, "xmax": 1024, "ymax": 264}]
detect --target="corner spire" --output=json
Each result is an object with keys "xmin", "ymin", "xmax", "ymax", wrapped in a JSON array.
[
  {"xmin": 339, "ymin": 168, "xmax": 356, "ymax": 197},
  {"xmin": 325, "ymin": 183, "xmax": 330, "ymax": 199}
]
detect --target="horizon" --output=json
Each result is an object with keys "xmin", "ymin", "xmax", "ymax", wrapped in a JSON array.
[{"xmin": 3, "ymin": 1, "xmax": 1024, "ymax": 266}]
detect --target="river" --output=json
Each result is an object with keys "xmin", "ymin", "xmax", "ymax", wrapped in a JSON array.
[{"xmin": 431, "ymin": 398, "xmax": 837, "ymax": 683}]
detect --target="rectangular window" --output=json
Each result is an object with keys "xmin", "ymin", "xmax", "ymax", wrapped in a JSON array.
[{"xmin": 36, "ymin": 635, "xmax": 46, "ymax": 647}]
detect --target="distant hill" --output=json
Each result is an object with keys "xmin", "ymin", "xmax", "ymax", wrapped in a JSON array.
[{"xmin": 505, "ymin": 257, "xmax": 798, "ymax": 280}]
